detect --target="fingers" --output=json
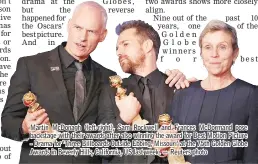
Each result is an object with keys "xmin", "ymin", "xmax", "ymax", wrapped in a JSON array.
[
  {"xmin": 175, "ymin": 77, "xmax": 187, "ymax": 89},
  {"xmin": 175, "ymin": 74, "xmax": 189, "ymax": 89},
  {"xmin": 165, "ymin": 69, "xmax": 178, "ymax": 85},
  {"xmin": 175, "ymin": 77, "xmax": 184, "ymax": 89},
  {"xmin": 184, "ymin": 79, "xmax": 190, "ymax": 88},
  {"xmin": 165, "ymin": 69, "xmax": 172, "ymax": 77},
  {"xmin": 29, "ymin": 109, "xmax": 46, "ymax": 120},
  {"xmin": 34, "ymin": 113, "xmax": 48, "ymax": 125},
  {"xmin": 42, "ymin": 117, "xmax": 50, "ymax": 125},
  {"xmin": 129, "ymin": 92, "xmax": 134, "ymax": 96},
  {"xmin": 136, "ymin": 101, "xmax": 141, "ymax": 110},
  {"xmin": 166, "ymin": 69, "xmax": 187, "ymax": 88},
  {"xmin": 188, "ymin": 77, "xmax": 198, "ymax": 82},
  {"xmin": 176, "ymin": 77, "xmax": 197, "ymax": 89}
]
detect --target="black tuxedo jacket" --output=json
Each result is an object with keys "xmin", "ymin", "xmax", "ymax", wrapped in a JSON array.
[
  {"xmin": 1, "ymin": 45, "xmax": 116, "ymax": 163},
  {"xmin": 97, "ymin": 71, "xmax": 175, "ymax": 164}
]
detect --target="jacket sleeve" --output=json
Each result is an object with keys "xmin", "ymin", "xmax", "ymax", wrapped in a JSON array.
[
  {"xmin": 1, "ymin": 57, "xmax": 30, "ymax": 141},
  {"xmin": 243, "ymin": 86, "xmax": 258, "ymax": 163}
]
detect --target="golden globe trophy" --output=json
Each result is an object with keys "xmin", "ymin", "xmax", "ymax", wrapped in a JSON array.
[
  {"xmin": 109, "ymin": 75, "xmax": 148, "ymax": 125},
  {"xmin": 156, "ymin": 114, "xmax": 187, "ymax": 164},
  {"xmin": 22, "ymin": 91, "xmax": 59, "ymax": 142}
]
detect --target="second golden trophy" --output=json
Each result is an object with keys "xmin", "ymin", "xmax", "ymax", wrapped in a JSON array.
[
  {"xmin": 109, "ymin": 75, "xmax": 148, "ymax": 125},
  {"xmin": 23, "ymin": 91, "xmax": 59, "ymax": 142}
]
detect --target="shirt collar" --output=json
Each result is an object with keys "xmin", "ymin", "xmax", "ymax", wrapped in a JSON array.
[
  {"xmin": 59, "ymin": 42, "xmax": 91, "ymax": 70},
  {"xmin": 134, "ymin": 68, "xmax": 162, "ymax": 87}
]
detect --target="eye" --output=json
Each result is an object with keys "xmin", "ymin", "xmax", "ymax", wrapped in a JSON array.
[
  {"xmin": 88, "ymin": 30, "xmax": 94, "ymax": 33},
  {"xmin": 75, "ymin": 26, "xmax": 81, "ymax": 30},
  {"xmin": 123, "ymin": 43, "xmax": 128, "ymax": 46},
  {"xmin": 203, "ymin": 45, "xmax": 211, "ymax": 50},
  {"xmin": 219, "ymin": 45, "xmax": 227, "ymax": 50}
]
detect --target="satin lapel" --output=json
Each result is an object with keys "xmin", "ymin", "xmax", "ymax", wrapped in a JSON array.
[
  {"xmin": 47, "ymin": 49, "xmax": 73, "ymax": 116},
  {"xmin": 77, "ymin": 61, "xmax": 100, "ymax": 123}
]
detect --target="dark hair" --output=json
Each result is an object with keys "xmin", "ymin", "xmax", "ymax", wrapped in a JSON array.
[{"xmin": 116, "ymin": 20, "xmax": 161, "ymax": 60}]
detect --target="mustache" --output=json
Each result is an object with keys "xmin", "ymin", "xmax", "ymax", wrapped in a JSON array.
[{"xmin": 119, "ymin": 55, "xmax": 128, "ymax": 62}]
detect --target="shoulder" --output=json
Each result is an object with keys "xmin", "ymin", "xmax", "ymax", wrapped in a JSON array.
[
  {"xmin": 234, "ymin": 79, "xmax": 257, "ymax": 99},
  {"xmin": 18, "ymin": 46, "xmax": 58, "ymax": 64},
  {"xmin": 235, "ymin": 79, "xmax": 256, "ymax": 90},
  {"xmin": 91, "ymin": 60, "xmax": 116, "ymax": 76},
  {"xmin": 91, "ymin": 60, "xmax": 117, "ymax": 85},
  {"xmin": 175, "ymin": 81, "xmax": 201, "ymax": 95}
]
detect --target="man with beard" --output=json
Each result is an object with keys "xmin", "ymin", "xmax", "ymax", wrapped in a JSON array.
[{"xmin": 97, "ymin": 20, "xmax": 192, "ymax": 163}]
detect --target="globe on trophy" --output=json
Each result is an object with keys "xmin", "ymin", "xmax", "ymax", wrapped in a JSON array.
[
  {"xmin": 109, "ymin": 75, "xmax": 148, "ymax": 125},
  {"xmin": 23, "ymin": 91, "xmax": 59, "ymax": 142},
  {"xmin": 156, "ymin": 114, "xmax": 188, "ymax": 164}
]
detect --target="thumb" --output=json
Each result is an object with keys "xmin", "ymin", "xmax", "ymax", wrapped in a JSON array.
[{"xmin": 129, "ymin": 92, "xmax": 134, "ymax": 96}]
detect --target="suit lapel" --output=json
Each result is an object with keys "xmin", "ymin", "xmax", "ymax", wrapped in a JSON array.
[
  {"xmin": 77, "ymin": 61, "xmax": 101, "ymax": 123},
  {"xmin": 124, "ymin": 76, "xmax": 147, "ymax": 119},
  {"xmin": 47, "ymin": 48, "xmax": 73, "ymax": 116},
  {"xmin": 154, "ymin": 73, "xmax": 170, "ymax": 123}
]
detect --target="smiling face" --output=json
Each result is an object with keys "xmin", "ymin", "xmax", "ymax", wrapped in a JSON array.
[
  {"xmin": 65, "ymin": 5, "xmax": 107, "ymax": 61},
  {"xmin": 201, "ymin": 30, "xmax": 239, "ymax": 76},
  {"xmin": 116, "ymin": 28, "xmax": 145, "ymax": 74}
]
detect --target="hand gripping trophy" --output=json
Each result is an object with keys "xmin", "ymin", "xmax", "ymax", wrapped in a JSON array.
[
  {"xmin": 109, "ymin": 75, "xmax": 148, "ymax": 125},
  {"xmin": 155, "ymin": 114, "xmax": 189, "ymax": 164},
  {"xmin": 23, "ymin": 91, "xmax": 59, "ymax": 142}
]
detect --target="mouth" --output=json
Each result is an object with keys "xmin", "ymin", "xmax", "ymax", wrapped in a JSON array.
[
  {"xmin": 210, "ymin": 62, "xmax": 221, "ymax": 64},
  {"xmin": 76, "ymin": 43, "xmax": 86, "ymax": 48},
  {"xmin": 119, "ymin": 56, "xmax": 128, "ymax": 63}
]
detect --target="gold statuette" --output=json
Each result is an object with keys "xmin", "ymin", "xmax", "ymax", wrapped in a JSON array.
[
  {"xmin": 109, "ymin": 75, "xmax": 148, "ymax": 125},
  {"xmin": 157, "ymin": 114, "xmax": 187, "ymax": 164},
  {"xmin": 23, "ymin": 91, "xmax": 59, "ymax": 142}
]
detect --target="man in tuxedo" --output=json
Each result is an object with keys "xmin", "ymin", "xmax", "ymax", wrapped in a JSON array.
[
  {"xmin": 1, "ymin": 1, "xmax": 189, "ymax": 164},
  {"xmin": 1, "ymin": 1, "xmax": 115, "ymax": 163},
  {"xmin": 98, "ymin": 20, "xmax": 184, "ymax": 163}
]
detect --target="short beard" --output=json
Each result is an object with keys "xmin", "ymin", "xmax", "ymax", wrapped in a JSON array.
[{"xmin": 120, "ymin": 54, "xmax": 145, "ymax": 74}]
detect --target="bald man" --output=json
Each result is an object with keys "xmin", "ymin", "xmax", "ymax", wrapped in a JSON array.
[
  {"xmin": 1, "ymin": 1, "xmax": 188, "ymax": 164},
  {"xmin": 1, "ymin": 1, "xmax": 115, "ymax": 163}
]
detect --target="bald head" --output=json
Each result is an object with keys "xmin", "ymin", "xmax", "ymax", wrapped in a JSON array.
[
  {"xmin": 72, "ymin": 1, "xmax": 107, "ymax": 28},
  {"xmin": 65, "ymin": 1, "xmax": 108, "ymax": 61}
]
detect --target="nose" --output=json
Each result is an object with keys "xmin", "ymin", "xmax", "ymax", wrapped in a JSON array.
[
  {"xmin": 116, "ymin": 46, "xmax": 123, "ymax": 57},
  {"xmin": 211, "ymin": 49, "xmax": 219, "ymax": 58},
  {"xmin": 79, "ymin": 30, "xmax": 88, "ymax": 42}
]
